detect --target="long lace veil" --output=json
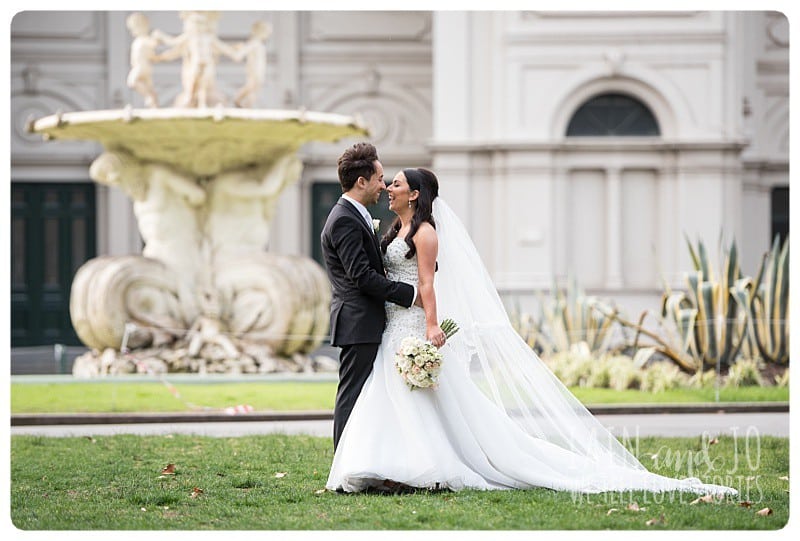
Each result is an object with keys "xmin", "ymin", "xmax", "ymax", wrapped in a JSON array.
[{"xmin": 432, "ymin": 198, "xmax": 646, "ymax": 471}]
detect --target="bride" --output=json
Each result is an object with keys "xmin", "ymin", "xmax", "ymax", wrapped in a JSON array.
[{"xmin": 326, "ymin": 167, "xmax": 737, "ymax": 496}]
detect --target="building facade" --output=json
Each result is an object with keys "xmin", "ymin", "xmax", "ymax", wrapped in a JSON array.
[{"xmin": 9, "ymin": 11, "xmax": 789, "ymax": 348}]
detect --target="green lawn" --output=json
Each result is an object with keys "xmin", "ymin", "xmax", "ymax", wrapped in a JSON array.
[
  {"xmin": 10, "ymin": 380, "xmax": 338, "ymax": 413},
  {"xmin": 10, "ymin": 380, "xmax": 788, "ymax": 414},
  {"xmin": 10, "ymin": 434, "xmax": 788, "ymax": 530},
  {"xmin": 569, "ymin": 386, "xmax": 788, "ymax": 405}
]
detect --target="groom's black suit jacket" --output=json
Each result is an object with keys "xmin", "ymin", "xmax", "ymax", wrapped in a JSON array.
[{"xmin": 321, "ymin": 198, "xmax": 415, "ymax": 346}]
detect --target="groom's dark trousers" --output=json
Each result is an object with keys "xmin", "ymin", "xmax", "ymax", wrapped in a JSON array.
[{"xmin": 321, "ymin": 198, "xmax": 414, "ymax": 450}]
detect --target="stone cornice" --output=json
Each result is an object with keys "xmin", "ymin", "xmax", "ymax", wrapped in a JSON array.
[{"xmin": 428, "ymin": 139, "xmax": 751, "ymax": 153}]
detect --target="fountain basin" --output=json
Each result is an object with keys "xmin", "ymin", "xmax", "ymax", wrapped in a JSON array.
[{"xmin": 32, "ymin": 107, "xmax": 368, "ymax": 176}]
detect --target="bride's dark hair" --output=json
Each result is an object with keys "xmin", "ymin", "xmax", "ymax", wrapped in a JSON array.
[{"xmin": 381, "ymin": 167, "xmax": 439, "ymax": 259}]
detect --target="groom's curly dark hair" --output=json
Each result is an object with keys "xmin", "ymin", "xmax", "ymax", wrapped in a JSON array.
[{"xmin": 337, "ymin": 142, "xmax": 379, "ymax": 192}]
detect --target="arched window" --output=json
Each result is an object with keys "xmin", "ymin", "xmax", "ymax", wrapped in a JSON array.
[{"xmin": 566, "ymin": 93, "xmax": 660, "ymax": 136}]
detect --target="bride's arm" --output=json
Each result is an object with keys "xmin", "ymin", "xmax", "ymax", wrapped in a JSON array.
[{"xmin": 415, "ymin": 223, "xmax": 446, "ymax": 348}]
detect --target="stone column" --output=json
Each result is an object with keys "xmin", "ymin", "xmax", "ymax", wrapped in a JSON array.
[{"xmin": 605, "ymin": 167, "xmax": 624, "ymax": 289}]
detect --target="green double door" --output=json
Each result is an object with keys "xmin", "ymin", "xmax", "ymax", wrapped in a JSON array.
[{"xmin": 11, "ymin": 182, "xmax": 96, "ymax": 347}]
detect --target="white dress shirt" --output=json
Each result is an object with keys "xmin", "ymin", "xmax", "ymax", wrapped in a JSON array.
[{"xmin": 342, "ymin": 194, "xmax": 374, "ymax": 232}]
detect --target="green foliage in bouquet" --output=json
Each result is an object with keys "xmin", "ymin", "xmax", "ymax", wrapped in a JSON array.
[{"xmin": 440, "ymin": 318, "xmax": 460, "ymax": 340}]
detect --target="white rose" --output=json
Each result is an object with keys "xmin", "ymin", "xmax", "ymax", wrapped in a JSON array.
[{"xmin": 401, "ymin": 337, "xmax": 422, "ymax": 357}]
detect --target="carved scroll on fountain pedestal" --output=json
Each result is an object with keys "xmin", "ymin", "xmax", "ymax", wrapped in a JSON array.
[{"xmin": 31, "ymin": 12, "xmax": 368, "ymax": 376}]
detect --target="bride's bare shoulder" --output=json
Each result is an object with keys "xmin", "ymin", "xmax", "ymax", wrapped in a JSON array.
[
  {"xmin": 414, "ymin": 221, "xmax": 437, "ymax": 239},
  {"xmin": 413, "ymin": 222, "xmax": 438, "ymax": 253}
]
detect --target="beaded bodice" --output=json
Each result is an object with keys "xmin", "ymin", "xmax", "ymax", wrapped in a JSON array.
[
  {"xmin": 385, "ymin": 236, "xmax": 419, "ymax": 286},
  {"xmin": 384, "ymin": 237, "xmax": 426, "ymax": 337}
]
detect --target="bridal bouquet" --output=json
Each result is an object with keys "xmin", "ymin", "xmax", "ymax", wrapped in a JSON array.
[{"xmin": 395, "ymin": 318, "xmax": 459, "ymax": 390}]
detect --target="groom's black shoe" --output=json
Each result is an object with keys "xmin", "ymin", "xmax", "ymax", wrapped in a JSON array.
[{"xmin": 381, "ymin": 479, "xmax": 418, "ymax": 495}]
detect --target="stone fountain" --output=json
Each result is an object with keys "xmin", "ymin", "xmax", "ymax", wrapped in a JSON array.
[{"xmin": 31, "ymin": 12, "xmax": 366, "ymax": 377}]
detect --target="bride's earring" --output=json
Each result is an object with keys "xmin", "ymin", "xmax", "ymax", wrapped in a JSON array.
[{"xmin": 408, "ymin": 200, "xmax": 412, "ymax": 209}]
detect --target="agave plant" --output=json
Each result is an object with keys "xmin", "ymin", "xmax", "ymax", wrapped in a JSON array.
[
  {"xmin": 731, "ymin": 235, "xmax": 790, "ymax": 365},
  {"xmin": 542, "ymin": 276, "xmax": 619, "ymax": 354},
  {"xmin": 659, "ymin": 235, "xmax": 749, "ymax": 371},
  {"xmin": 588, "ymin": 306, "xmax": 698, "ymax": 373},
  {"xmin": 508, "ymin": 301, "xmax": 553, "ymax": 355},
  {"xmin": 510, "ymin": 277, "xmax": 620, "ymax": 356},
  {"xmin": 509, "ymin": 299, "xmax": 554, "ymax": 356},
  {"xmin": 597, "ymin": 236, "xmax": 746, "ymax": 375}
]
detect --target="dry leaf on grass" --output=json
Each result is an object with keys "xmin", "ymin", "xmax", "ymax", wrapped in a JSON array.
[
  {"xmin": 756, "ymin": 508, "xmax": 773, "ymax": 516},
  {"xmin": 161, "ymin": 464, "xmax": 176, "ymax": 475},
  {"xmin": 739, "ymin": 501, "xmax": 753, "ymax": 508},
  {"xmin": 645, "ymin": 514, "xmax": 666, "ymax": 526},
  {"xmin": 274, "ymin": 472, "xmax": 287, "ymax": 478},
  {"xmin": 190, "ymin": 487, "xmax": 204, "ymax": 498},
  {"xmin": 627, "ymin": 502, "xmax": 646, "ymax": 512},
  {"xmin": 315, "ymin": 489, "xmax": 326, "ymax": 495},
  {"xmin": 690, "ymin": 494, "xmax": 716, "ymax": 505},
  {"xmin": 708, "ymin": 437, "xmax": 719, "ymax": 445},
  {"xmin": 779, "ymin": 476, "xmax": 789, "ymax": 481},
  {"xmin": 606, "ymin": 508, "xmax": 619, "ymax": 516}
]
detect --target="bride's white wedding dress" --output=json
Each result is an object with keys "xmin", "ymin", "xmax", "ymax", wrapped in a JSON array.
[{"xmin": 326, "ymin": 199, "xmax": 737, "ymax": 496}]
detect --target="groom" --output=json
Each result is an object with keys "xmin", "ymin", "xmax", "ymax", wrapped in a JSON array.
[{"xmin": 321, "ymin": 142, "xmax": 417, "ymax": 450}]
